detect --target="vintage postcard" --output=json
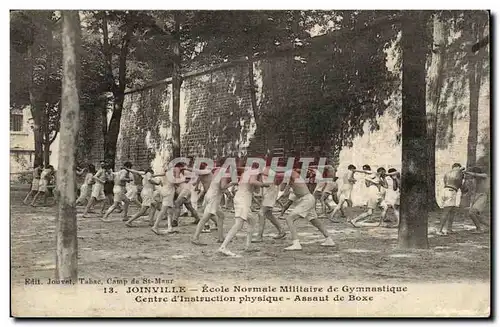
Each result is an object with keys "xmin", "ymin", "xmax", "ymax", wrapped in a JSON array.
[{"xmin": 9, "ymin": 9, "xmax": 490, "ymax": 317}]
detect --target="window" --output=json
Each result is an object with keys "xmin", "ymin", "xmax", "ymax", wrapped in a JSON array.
[{"xmin": 10, "ymin": 113, "xmax": 23, "ymax": 132}]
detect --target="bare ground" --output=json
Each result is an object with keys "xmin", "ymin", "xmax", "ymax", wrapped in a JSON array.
[{"xmin": 10, "ymin": 188, "xmax": 490, "ymax": 285}]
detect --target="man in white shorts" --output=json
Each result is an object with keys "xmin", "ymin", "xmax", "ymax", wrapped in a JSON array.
[
  {"xmin": 102, "ymin": 162, "xmax": 133, "ymax": 222},
  {"xmin": 23, "ymin": 163, "xmax": 43, "ymax": 205},
  {"xmin": 218, "ymin": 164, "xmax": 270, "ymax": 257},
  {"xmin": 350, "ymin": 166, "xmax": 388, "ymax": 227},
  {"xmin": 82, "ymin": 160, "xmax": 107, "ymax": 217},
  {"xmin": 125, "ymin": 171, "xmax": 142, "ymax": 208},
  {"xmin": 150, "ymin": 164, "xmax": 184, "ymax": 234},
  {"xmin": 280, "ymin": 178, "xmax": 297, "ymax": 218},
  {"xmin": 319, "ymin": 166, "xmax": 338, "ymax": 215},
  {"xmin": 281, "ymin": 168, "xmax": 336, "ymax": 251},
  {"xmin": 191, "ymin": 168, "xmax": 236, "ymax": 245},
  {"xmin": 329, "ymin": 164, "xmax": 357, "ymax": 222},
  {"xmin": 30, "ymin": 165, "xmax": 55, "ymax": 207},
  {"xmin": 464, "ymin": 167, "xmax": 490, "ymax": 234},
  {"xmin": 172, "ymin": 168, "xmax": 200, "ymax": 226},
  {"xmin": 437, "ymin": 163, "xmax": 465, "ymax": 235}
]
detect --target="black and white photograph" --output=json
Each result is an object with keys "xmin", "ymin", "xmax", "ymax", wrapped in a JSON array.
[{"xmin": 8, "ymin": 9, "xmax": 491, "ymax": 317}]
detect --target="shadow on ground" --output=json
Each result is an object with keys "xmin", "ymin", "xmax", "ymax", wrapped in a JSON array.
[{"xmin": 10, "ymin": 189, "xmax": 490, "ymax": 284}]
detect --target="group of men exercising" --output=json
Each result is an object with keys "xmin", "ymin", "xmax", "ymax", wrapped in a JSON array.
[{"xmin": 21, "ymin": 157, "xmax": 490, "ymax": 257}]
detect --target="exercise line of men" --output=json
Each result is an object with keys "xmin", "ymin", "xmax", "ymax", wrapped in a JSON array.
[{"xmin": 21, "ymin": 159, "xmax": 489, "ymax": 256}]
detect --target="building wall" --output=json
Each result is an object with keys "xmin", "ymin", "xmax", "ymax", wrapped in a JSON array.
[{"xmin": 82, "ymin": 56, "xmax": 490, "ymax": 208}]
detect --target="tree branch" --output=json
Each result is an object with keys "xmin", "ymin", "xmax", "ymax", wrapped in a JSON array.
[{"xmin": 118, "ymin": 20, "xmax": 134, "ymax": 93}]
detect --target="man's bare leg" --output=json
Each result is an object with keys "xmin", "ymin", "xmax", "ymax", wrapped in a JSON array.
[
  {"xmin": 284, "ymin": 213, "xmax": 302, "ymax": 250},
  {"xmin": 151, "ymin": 205, "xmax": 173, "ymax": 234},
  {"xmin": 255, "ymin": 208, "xmax": 267, "ymax": 242},
  {"xmin": 329, "ymin": 196, "xmax": 346, "ymax": 221},
  {"xmin": 30, "ymin": 191, "xmax": 43, "ymax": 206},
  {"xmin": 393, "ymin": 206, "xmax": 400, "ymax": 227},
  {"xmin": 126, "ymin": 206, "xmax": 148, "ymax": 227},
  {"xmin": 122, "ymin": 199, "xmax": 130, "ymax": 220},
  {"xmin": 468, "ymin": 210, "xmax": 485, "ymax": 233},
  {"xmin": 321, "ymin": 193, "xmax": 334, "ymax": 215},
  {"xmin": 257, "ymin": 207, "xmax": 285, "ymax": 241},
  {"xmin": 379, "ymin": 202, "xmax": 389, "ymax": 226},
  {"xmin": 23, "ymin": 190, "xmax": 36, "ymax": 204},
  {"xmin": 82, "ymin": 197, "xmax": 97, "ymax": 217},
  {"xmin": 148, "ymin": 203, "xmax": 158, "ymax": 227},
  {"xmin": 437, "ymin": 207, "xmax": 452, "ymax": 235},
  {"xmin": 350, "ymin": 209, "xmax": 373, "ymax": 227},
  {"xmin": 172, "ymin": 198, "xmax": 184, "ymax": 227},
  {"xmin": 217, "ymin": 217, "xmax": 244, "ymax": 257},
  {"xmin": 192, "ymin": 212, "xmax": 213, "ymax": 245},
  {"xmin": 216, "ymin": 210, "xmax": 225, "ymax": 242}
]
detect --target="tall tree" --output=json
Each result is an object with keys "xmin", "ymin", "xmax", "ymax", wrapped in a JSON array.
[
  {"xmin": 171, "ymin": 11, "xmax": 182, "ymax": 158},
  {"xmin": 10, "ymin": 11, "xmax": 62, "ymax": 165},
  {"xmin": 398, "ymin": 11, "xmax": 431, "ymax": 249},
  {"xmin": 86, "ymin": 10, "xmax": 156, "ymax": 167},
  {"xmin": 56, "ymin": 10, "xmax": 80, "ymax": 281},
  {"xmin": 426, "ymin": 13, "xmax": 448, "ymax": 209}
]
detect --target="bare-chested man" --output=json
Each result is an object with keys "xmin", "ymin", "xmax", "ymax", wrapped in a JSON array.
[
  {"xmin": 101, "ymin": 162, "xmax": 133, "ymax": 222},
  {"xmin": 191, "ymin": 168, "xmax": 236, "ymax": 245},
  {"xmin": 350, "ymin": 166, "xmax": 388, "ymax": 227},
  {"xmin": 319, "ymin": 166, "xmax": 338, "ymax": 215},
  {"xmin": 82, "ymin": 160, "xmax": 107, "ymax": 217},
  {"xmin": 329, "ymin": 164, "xmax": 357, "ymax": 222},
  {"xmin": 149, "ymin": 164, "xmax": 183, "ymax": 235},
  {"xmin": 381, "ymin": 168, "xmax": 400, "ymax": 227},
  {"xmin": 253, "ymin": 168, "xmax": 287, "ymax": 242},
  {"xmin": 23, "ymin": 162, "xmax": 43, "ymax": 205},
  {"xmin": 464, "ymin": 167, "xmax": 490, "ymax": 233},
  {"xmin": 279, "ymin": 184, "xmax": 297, "ymax": 218},
  {"xmin": 125, "ymin": 168, "xmax": 162, "ymax": 228},
  {"xmin": 76, "ymin": 164, "xmax": 96, "ymax": 206},
  {"xmin": 172, "ymin": 169, "xmax": 200, "ymax": 226},
  {"xmin": 313, "ymin": 169, "xmax": 326, "ymax": 212},
  {"xmin": 189, "ymin": 163, "xmax": 219, "ymax": 231},
  {"xmin": 125, "ymin": 171, "xmax": 142, "ymax": 208},
  {"xmin": 437, "ymin": 163, "xmax": 466, "ymax": 236},
  {"xmin": 282, "ymin": 168, "xmax": 336, "ymax": 251},
  {"xmin": 217, "ymin": 166, "xmax": 269, "ymax": 257}
]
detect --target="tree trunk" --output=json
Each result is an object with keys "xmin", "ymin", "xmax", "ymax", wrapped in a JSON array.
[
  {"xmin": 171, "ymin": 12, "xmax": 182, "ymax": 159},
  {"xmin": 398, "ymin": 11, "xmax": 430, "ymax": 249},
  {"xmin": 104, "ymin": 93, "xmax": 124, "ymax": 168},
  {"xmin": 56, "ymin": 10, "xmax": 80, "ymax": 281},
  {"xmin": 27, "ymin": 46, "xmax": 43, "ymax": 166},
  {"xmin": 461, "ymin": 21, "xmax": 485, "ymax": 208},
  {"xmin": 43, "ymin": 23, "xmax": 54, "ymax": 167},
  {"xmin": 43, "ymin": 140, "xmax": 51, "ymax": 166},
  {"xmin": 426, "ymin": 14, "xmax": 447, "ymax": 210}
]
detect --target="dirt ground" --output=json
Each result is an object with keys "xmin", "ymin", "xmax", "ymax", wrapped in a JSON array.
[{"xmin": 10, "ymin": 188, "xmax": 490, "ymax": 285}]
